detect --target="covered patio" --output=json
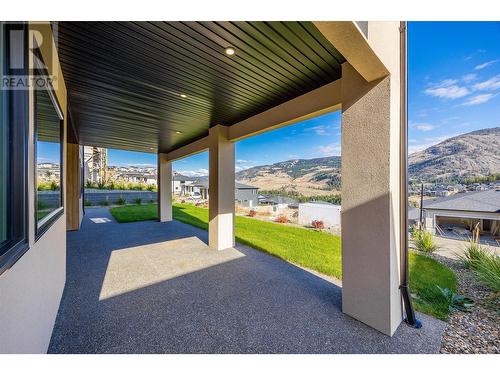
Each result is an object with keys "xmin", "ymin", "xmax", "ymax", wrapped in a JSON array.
[
  {"xmin": 59, "ymin": 21, "xmax": 408, "ymax": 336},
  {"xmin": 48, "ymin": 208, "xmax": 445, "ymax": 353}
]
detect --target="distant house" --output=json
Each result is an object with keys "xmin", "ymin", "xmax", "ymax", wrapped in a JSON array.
[
  {"xmin": 183, "ymin": 179, "xmax": 259, "ymax": 207},
  {"xmin": 423, "ymin": 189, "xmax": 500, "ymax": 238},
  {"xmin": 298, "ymin": 201, "xmax": 341, "ymax": 228},
  {"xmin": 172, "ymin": 174, "xmax": 197, "ymax": 195},
  {"xmin": 115, "ymin": 172, "xmax": 157, "ymax": 185}
]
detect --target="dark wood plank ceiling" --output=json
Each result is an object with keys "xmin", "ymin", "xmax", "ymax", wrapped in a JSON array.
[{"xmin": 56, "ymin": 21, "xmax": 345, "ymax": 154}]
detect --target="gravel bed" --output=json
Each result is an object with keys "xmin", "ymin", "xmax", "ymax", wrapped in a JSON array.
[{"xmin": 428, "ymin": 253, "xmax": 500, "ymax": 354}]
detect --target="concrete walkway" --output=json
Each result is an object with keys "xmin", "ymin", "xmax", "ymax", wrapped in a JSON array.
[{"xmin": 48, "ymin": 207, "xmax": 446, "ymax": 353}]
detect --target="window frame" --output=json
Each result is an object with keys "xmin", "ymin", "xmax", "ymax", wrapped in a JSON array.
[
  {"xmin": 0, "ymin": 22, "xmax": 29, "ymax": 275},
  {"xmin": 33, "ymin": 50, "xmax": 64, "ymax": 240}
]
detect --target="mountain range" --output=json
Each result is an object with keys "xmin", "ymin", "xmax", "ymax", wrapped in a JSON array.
[{"xmin": 235, "ymin": 127, "xmax": 500, "ymax": 195}]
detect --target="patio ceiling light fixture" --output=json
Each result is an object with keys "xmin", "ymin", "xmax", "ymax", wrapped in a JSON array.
[
  {"xmin": 175, "ymin": 131, "xmax": 182, "ymax": 134},
  {"xmin": 179, "ymin": 94, "xmax": 187, "ymax": 98},
  {"xmin": 225, "ymin": 47, "xmax": 235, "ymax": 56}
]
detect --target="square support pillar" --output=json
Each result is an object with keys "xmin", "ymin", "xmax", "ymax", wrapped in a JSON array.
[
  {"xmin": 66, "ymin": 142, "xmax": 83, "ymax": 231},
  {"xmin": 341, "ymin": 60, "xmax": 403, "ymax": 336},
  {"xmin": 208, "ymin": 125, "xmax": 235, "ymax": 250},
  {"xmin": 158, "ymin": 153, "xmax": 172, "ymax": 222}
]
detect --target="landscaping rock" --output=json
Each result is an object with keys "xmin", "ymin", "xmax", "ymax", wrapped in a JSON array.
[{"xmin": 432, "ymin": 254, "xmax": 500, "ymax": 354}]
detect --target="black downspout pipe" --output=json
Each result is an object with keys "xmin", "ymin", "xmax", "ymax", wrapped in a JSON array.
[
  {"xmin": 419, "ymin": 183, "xmax": 424, "ymax": 228},
  {"xmin": 399, "ymin": 21, "xmax": 422, "ymax": 329}
]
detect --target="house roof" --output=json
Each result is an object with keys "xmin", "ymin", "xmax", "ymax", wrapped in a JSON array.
[
  {"xmin": 191, "ymin": 180, "xmax": 258, "ymax": 190},
  {"xmin": 423, "ymin": 189, "xmax": 500, "ymax": 213}
]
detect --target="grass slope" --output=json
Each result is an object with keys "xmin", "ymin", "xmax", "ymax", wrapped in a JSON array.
[{"xmin": 110, "ymin": 203, "xmax": 457, "ymax": 319}]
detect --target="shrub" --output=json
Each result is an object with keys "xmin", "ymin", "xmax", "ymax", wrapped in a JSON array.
[
  {"xmin": 147, "ymin": 185, "xmax": 156, "ymax": 192},
  {"xmin": 435, "ymin": 286, "xmax": 474, "ymax": 312},
  {"xmin": 134, "ymin": 197, "xmax": 142, "ymax": 205},
  {"xmin": 473, "ymin": 254, "xmax": 500, "ymax": 292},
  {"xmin": 461, "ymin": 234, "xmax": 500, "ymax": 292},
  {"xmin": 274, "ymin": 215, "xmax": 289, "ymax": 223},
  {"xmin": 100, "ymin": 199, "xmax": 110, "ymax": 206},
  {"xmin": 50, "ymin": 181, "xmax": 60, "ymax": 191},
  {"xmin": 84, "ymin": 200, "xmax": 92, "ymax": 207},
  {"xmin": 461, "ymin": 238, "xmax": 490, "ymax": 269},
  {"xmin": 311, "ymin": 220, "xmax": 325, "ymax": 230},
  {"xmin": 97, "ymin": 181, "xmax": 106, "ymax": 189},
  {"xmin": 248, "ymin": 210, "xmax": 257, "ymax": 217},
  {"xmin": 107, "ymin": 181, "xmax": 115, "ymax": 190},
  {"xmin": 85, "ymin": 180, "xmax": 95, "ymax": 189},
  {"xmin": 149, "ymin": 199, "xmax": 154, "ymax": 204},
  {"xmin": 412, "ymin": 228, "xmax": 439, "ymax": 254},
  {"xmin": 116, "ymin": 196, "xmax": 126, "ymax": 205}
]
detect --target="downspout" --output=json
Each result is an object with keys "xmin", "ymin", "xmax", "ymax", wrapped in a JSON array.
[{"xmin": 399, "ymin": 21, "xmax": 422, "ymax": 329}]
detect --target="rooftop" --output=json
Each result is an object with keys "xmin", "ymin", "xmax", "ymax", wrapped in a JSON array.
[{"xmin": 423, "ymin": 189, "xmax": 500, "ymax": 213}]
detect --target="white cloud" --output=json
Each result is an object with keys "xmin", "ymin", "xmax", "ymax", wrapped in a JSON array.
[
  {"xmin": 235, "ymin": 164, "xmax": 254, "ymax": 172},
  {"xmin": 474, "ymin": 60, "xmax": 498, "ymax": 70},
  {"xmin": 236, "ymin": 159, "xmax": 255, "ymax": 164},
  {"xmin": 461, "ymin": 73, "xmax": 477, "ymax": 82},
  {"xmin": 317, "ymin": 143, "xmax": 341, "ymax": 156},
  {"xmin": 424, "ymin": 79, "xmax": 470, "ymax": 99},
  {"xmin": 461, "ymin": 93, "xmax": 495, "ymax": 106},
  {"xmin": 308, "ymin": 124, "xmax": 338, "ymax": 136},
  {"xmin": 414, "ymin": 123, "xmax": 435, "ymax": 132},
  {"xmin": 408, "ymin": 134, "xmax": 460, "ymax": 154},
  {"xmin": 178, "ymin": 169, "xmax": 208, "ymax": 177},
  {"xmin": 472, "ymin": 75, "xmax": 500, "ymax": 91}
]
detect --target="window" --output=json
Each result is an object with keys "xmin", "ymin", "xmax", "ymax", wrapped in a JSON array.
[
  {"xmin": 34, "ymin": 81, "xmax": 64, "ymax": 235},
  {"xmin": 0, "ymin": 22, "xmax": 28, "ymax": 274}
]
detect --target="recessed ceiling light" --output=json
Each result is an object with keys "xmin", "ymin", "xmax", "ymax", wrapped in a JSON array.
[
  {"xmin": 179, "ymin": 94, "xmax": 187, "ymax": 98},
  {"xmin": 225, "ymin": 47, "xmax": 235, "ymax": 56},
  {"xmin": 175, "ymin": 131, "xmax": 182, "ymax": 134}
]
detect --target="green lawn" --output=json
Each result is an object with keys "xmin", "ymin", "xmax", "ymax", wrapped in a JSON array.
[{"xmin": 109, "ymin": 202, "xmax": 457, "ymax": 320}]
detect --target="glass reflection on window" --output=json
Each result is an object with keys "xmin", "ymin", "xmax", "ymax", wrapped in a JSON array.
[{"xmin": 35, "ymin": 88, "xmax": 62, "ymax": 228}]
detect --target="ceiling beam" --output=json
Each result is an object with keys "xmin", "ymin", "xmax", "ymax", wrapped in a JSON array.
[
  {"xmin": 165, "ymin": 77, "xmax": 342, "ymax": 161},
  {"xmin": 313, "ymin": 21, "xmax": 389, "ymax": 82},
  {"xmin": 228, "ymin": 79, "xmax": 341, "ymax": 142},
  {"xmin": 166, "ymin": 135, "xmax": 209, "ymax": 161}
]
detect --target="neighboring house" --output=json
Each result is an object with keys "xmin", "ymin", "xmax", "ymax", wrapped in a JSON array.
[
  {"xmin": 259, "ymin": 195, "xmax": 298, "ymax": 208},
  {"xmin": 423, "ymin": 188, "xmax": 500, "ymax": 237},
  {"xmin": 298, "ymin": 201, "xmax": 341, "ymax": 228},
  {"xmin": 183, "ymin": 179, "xmax": 259, "ymax": 207},
  {"xmin": 115, "ymin": 172, "xmax": 157, "ymax": 185},
  {"xmin": 173, "ymin": 173, "xmax": 197, "ymax": 195}
]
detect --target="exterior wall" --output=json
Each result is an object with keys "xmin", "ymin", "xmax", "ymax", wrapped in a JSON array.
[
  {"xmin": 235, "ymin": 188, "xmax": 258, "ymax": 207},
  {"xmin": 0, "ymin": 23, "xmax": 67, "ymax": 353},
  {"xmin": 298, "ymin": 203, "xmax": 341, "ymax": 228},
  {"xmin": 0, "ymin": 218, "xmax": 66, "ymax": 353}
]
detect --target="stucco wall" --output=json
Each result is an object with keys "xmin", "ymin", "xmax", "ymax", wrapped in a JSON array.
[
  {"xmin": 0, "ymin": 216, "xmax": 66, "ymax": 353},
  {"xmin": 0, "ymin": 23, "xmax": 67, "ymax": 353}
]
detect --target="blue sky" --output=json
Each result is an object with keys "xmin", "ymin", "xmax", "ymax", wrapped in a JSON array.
[{"xmin": 103, "ymin": 22, "xmax": 500, "ymax": 174}]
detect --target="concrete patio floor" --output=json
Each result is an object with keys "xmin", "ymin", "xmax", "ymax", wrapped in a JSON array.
[{"xmin": 48, "ymin": 207, "xmax": 446, "ymax": 353}]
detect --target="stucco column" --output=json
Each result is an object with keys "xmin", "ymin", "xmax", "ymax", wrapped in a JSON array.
[
  {"xmin": 157, "ymin": 153, "xmax": 172, "ymax": 222},
  {"xmin": 340, "ymin": 22, "xmax": 403, "ymax": 336},
  {"xmin": 208, "ymin": 125, "xmax": 235, "ymax": 250}
]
